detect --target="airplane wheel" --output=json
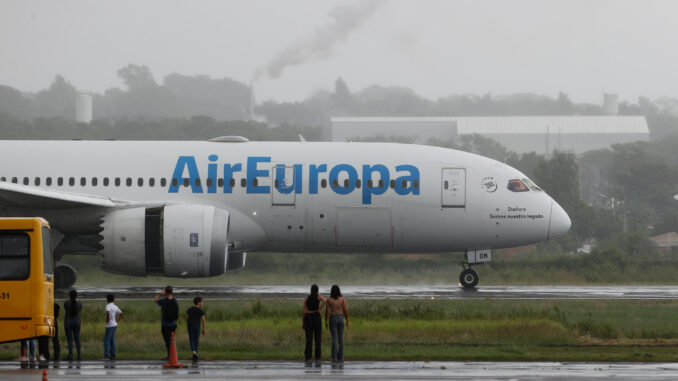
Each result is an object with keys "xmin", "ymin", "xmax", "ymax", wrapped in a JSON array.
[
  {"xmin": 55, "ymin": 264, "xmax": 78, "ymax": 289},
  {"xmin": 459, "ymin": 268, "xmax": 479, "ymax": 289}
]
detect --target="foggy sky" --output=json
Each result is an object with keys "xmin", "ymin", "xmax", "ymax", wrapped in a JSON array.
[{"xmin": 2, "ymin": 0, "xmax": 678, "ymax": 104}]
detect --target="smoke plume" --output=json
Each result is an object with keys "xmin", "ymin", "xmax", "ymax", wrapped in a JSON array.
[{"xmin": 254, "ymin": 1, "xmax": 381, "ymax": 81}]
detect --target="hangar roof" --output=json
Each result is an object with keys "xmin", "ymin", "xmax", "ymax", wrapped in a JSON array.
[{"xmin": 331, "ymin": 116, "xmax": 650, "ymax": 135}]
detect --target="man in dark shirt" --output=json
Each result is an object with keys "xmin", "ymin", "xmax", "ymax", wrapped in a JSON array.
[
  {"xmin": 186, "ymin": 296, "xmax": 206, "ymax": 362},
  {"xmin": 52, "ymin": 303, "xmax": 61, "ymax": 360},
  {"xmin": 154, "ymin": 285, "xmax": 178, "ymax": 359}
]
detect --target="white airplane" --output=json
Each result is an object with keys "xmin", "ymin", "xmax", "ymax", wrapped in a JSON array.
[{"xmin": 0, "ymin": 137, "xmax": 570, "ymax": 288}]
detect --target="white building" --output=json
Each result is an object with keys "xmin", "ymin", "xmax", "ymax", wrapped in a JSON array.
[{"xmin": 331, "ymin": 116, "xmax": 650, "ymax": 155}]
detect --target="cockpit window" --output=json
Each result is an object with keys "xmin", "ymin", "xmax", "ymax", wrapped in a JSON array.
[
  {"xmin": 507, "ymin": 179, "xmax": 530, "ymax": 192},
  {"xmin": 522, "ymin": 178, "xmax": 543, "ymax": 192}
]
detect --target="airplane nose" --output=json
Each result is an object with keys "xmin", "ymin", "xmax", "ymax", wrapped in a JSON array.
[{"xmin": 548, "ymin": 199, "xmax": 571, "ymax": 239}]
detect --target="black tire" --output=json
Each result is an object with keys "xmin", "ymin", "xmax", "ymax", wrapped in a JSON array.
[
  {"xmin": 459, "ymin": 268, "xmax": 479, "ymax": 289},
  {"xmin": 55, "ymin": 264, "xmax": 77, "ymax": 289}
]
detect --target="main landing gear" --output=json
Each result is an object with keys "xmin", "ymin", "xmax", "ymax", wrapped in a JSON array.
[
  {"xmin": 55, "ymin": 264, "xmax": 78, "ymax": 289},
  {"xmin": 459, "ymin": 250, "xmax": 492, "ymax": 289}
]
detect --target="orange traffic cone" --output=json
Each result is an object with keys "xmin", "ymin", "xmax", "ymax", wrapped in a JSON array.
[
  {"xmin": 163, "ymin": 332, "xmax": 183, "ymax": 368},
  {"xmin": 42, "ymin": 370, "xmax": 47, "ymax": 381}
]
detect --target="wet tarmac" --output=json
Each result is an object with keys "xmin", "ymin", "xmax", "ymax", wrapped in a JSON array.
[
  {"xmin": 2, "ymin": 360, "xmax": 678, "ymax": 380},
  {"xmin": 57, "ymin": 285, "xmax": 678, "ymax": 300}
]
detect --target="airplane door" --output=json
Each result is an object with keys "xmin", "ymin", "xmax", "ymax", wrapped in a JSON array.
[
  {"xmin": 441, "ymin": 168, "xmax": 466, "ymax": 207},
  {"xmin": 272, "ymin": 165, "xmax": 296, "ymax": 206}
]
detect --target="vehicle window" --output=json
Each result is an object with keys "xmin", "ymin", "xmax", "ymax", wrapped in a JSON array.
[
  {"xmin": 115, "ymin": 178, "xmax": 121, "ymax": 187},
  {"xmin": 11, "ymin": 177, "xmax": 17, "ymax": 184},
  {"xmin": 0, "ymin": 233, "xmax": 29, "ymax": 280},
  {"xmin": 80, "ymin": 177, "xmax": 86, "ymax": 186},
  {"xmin": 34, "ymin": 177, "xmax": 40, "ymax": 186},
  {"xmin": 149, "ymin": 178, "xmax": 155, "ymax": 187},
  {"xmin": 46, "ymin": 177, "xmax": 52, "ymax": 186},
  {"xmin": 58, "ymin": 177, "xmax": 63, "ymax": 186},
  {"xmin": 160, "ymin": 178, "xmax": 167, "ymax": 187},
  {"xmin": 0, "ymin": 177, "xmax": 5, "ymax": 182},
  {"xmin": 522, "ymin": 178, "xmax": 543, "ymax": 192},
  {"xmin": 92, "ymin": 177, "xmax": 98, "ymax": 187},
  {"xmin": 507, "ymin": 179, "xmax": 530, "ymax": 192},
  {"xmin": 138, "ymin": 178, "xmax": 143, "ymax": 187},
  {"xmin": 69, "ymin": 177, "xmax": 75, "ymax": 186},
  {"xmin": 41, "ymin": 227, "xmax": 53, "ymax": 276},
  {"xmin": 171, "ymin": 178, "xmax": 178, "ymax": 187},
  {"xmin": 126, "ymin": 178, "xmax": 132, "ymax": 187},
  {"xmin": 103, "ymin": 177, "xmax": 109, "ymax": 186},
  {"xmin": 23, "ymin": 177, "xmax": 29, "ymax": 185}
]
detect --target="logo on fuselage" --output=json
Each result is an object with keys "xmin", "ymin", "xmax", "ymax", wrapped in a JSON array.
[
  {"xmin": 168, "ymin": 155, "xmax": 421, "ymax": 205},
  {"xmin": 481, "ymin": 176, "xmax": 497, "ymax": 193}
]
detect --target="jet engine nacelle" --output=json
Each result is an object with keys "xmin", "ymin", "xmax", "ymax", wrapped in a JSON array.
[{"xmin": 101, "ymin": 204, "xmax": 229, "ymax": 277}]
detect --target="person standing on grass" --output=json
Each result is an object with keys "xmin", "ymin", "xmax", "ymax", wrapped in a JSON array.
[
  {"xmin": 186, "ymin": 296, "xmax": 206, "ymax": 362},
  {"xmin": 103, "ymin": 293, "xmax": 123, "ymax": 360},
  {"xmin": 325, "ymin": 285, "xmax": 349, "ymax": 363},
  {"xmin": 52, "ymin": 302, "xmax": 61, "ymax": 361},
  {"xmin": 154, "ymin": 285, "xmax": 179, "ymax": 359},
  {"xmin": 302, "ymin": 284, "xmax": 325, "ymax": 362},
  {"xmin": 64, "ymin": 289, "xmax": 82, "ymax": 361}
]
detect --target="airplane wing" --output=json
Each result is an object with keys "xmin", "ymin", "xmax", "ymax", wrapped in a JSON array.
[{"xmin": 0, "ymin": 182, "xmax": 132, "ymax": 209}]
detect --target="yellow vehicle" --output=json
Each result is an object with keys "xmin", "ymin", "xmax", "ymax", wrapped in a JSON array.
[{"xmin": 0, "ymin": 218, "xmax": 55, "ymax": 344}]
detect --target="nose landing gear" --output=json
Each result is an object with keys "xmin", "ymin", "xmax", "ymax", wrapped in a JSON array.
[
  {"xmin": 459, "ymin": 267, "xmax": 479, "ymax": 288},
  {"xmin": 459, "ymin": 250, "xmax": 491, "ymax": 289}
]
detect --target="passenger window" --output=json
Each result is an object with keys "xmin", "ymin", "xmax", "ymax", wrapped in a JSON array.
[
  {"xmin": 23, "ymin": 177, "xmax": 29, "ymax": 185},
  {"xmin": 195, "ymin": 179, "xmax": 201, "ymax": 187},
  {"xmin": 0, "ymin": 177, "xmax": 5, "ymax": 182},
  {"xmin": 332, "ymin": 179, "xmax": 338, "ymax": 188},
  {"xmin": 160, "ymin": 178, "xmax": 167, "ymax": 187},
  {"xmin": 229, "ymin": 179, "xmax": 235, "ymax": 188},
  {"xmin": 413, "ymin": 180, "xmax": 419, "ymax": 189},
  {"xmin": 41, "ymin": 227, "xmax": 53, "ymax": 276},
  {"xmin": 92, "ymin": 177, "xmax": 98, "ymax": 187},
  {"xmin": 58, "ymin": 177, "xmax": 63, "ymax": 186},
  {"xmin": 183, "ymin": 178, "xmax": 189, "ymax": 187},
  {"xmin": 69, "ymin": 177, "xmax": 75, "ymax": 186},
  {"xmin": 241, "ymin": 179, "xmax": 246, "ymax": 188},
  {"xmin": 46, "ymin": 177, "xmax": 52, "ymax": 186},
  {"xmin": 390, "ymin": 180, "xmax": 396, "ymax": 189},
  {"xmin": 115, "ymin": 178, "xmax": 121, "ymax": 187},
  {"xmin": 0, "ymin": 233, "xmax": 29, "ymax": 280},
  {"xmin": 171, "ymin": 178, "xmax": 178, "ymax": 187},
  {"xmin": 507, "ymin": 179, "xmax": 530, "ymax": 192},
  {"xmin": 35, "ymin": 177, "xmax": 40, "ymax": 186},
  {"xmin": 206, "ymin": 178, "xmax": 212, "ymax": 187},
  {"xmin": 321, "ymin": 179, "xmax": 327, "ymax": 188},
  {"xmin": 401, "ymin": 180, "xmax": 407, "ymax": 188},
  {"xmin": 103, "ymin": 178, "xmax": 109, "ymax": 186},
  {"xmin": 343, "ymin": 179, "xmax": 349, "ymax": 187},
  {"xmin": 217, "ymin": 178, "xmax": 224, "ymax": 188},
  {"xmin": 11, "ymin": 177, "xmax": 17, "ymax": 184},
  {"xmin": 149, "ymin": 178, "xmax": 155, "ymax": 187},
  {"xmin": 379, "ymin": 180, "xmax": 384, "ymax": 188},
  {"xmin": 80, "ymin": 177, "xmax": 86, "ymax": 186},
  {"xmin": 367, "ymin": 180, "xmax": 373, "ymax": 189},
  {"xmin": 126, "ymin": 178, "xmax": 132, "ymax": 187},
  {"xmin": 356, "ymin": 179, "xmax": 361, "ymax": 188},
  {"xmin": 138, "ymin": 178, "xmax": 143, "ymax": 187}
]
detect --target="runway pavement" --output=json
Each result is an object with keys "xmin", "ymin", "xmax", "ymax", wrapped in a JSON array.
[
  {"xmin": 2, "ymin": 360, "xmax": 678, "ymax": 380},
  {"xmin": 57, "ymin": 285, "xmax": 678, "ymax": 300}
]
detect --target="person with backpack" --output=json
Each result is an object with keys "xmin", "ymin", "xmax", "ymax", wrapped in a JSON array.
[{"xmin": 154, "ymin": 285, "xmax": 179, "ymax": 359}]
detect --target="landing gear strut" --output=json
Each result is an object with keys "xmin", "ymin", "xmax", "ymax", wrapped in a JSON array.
[{"xmin": 55, "ymin": 264, "xmax": 78, "ymax": 289}]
